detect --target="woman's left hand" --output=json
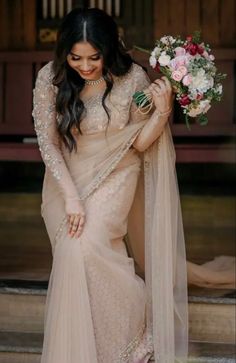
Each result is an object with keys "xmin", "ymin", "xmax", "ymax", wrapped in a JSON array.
[{"xmin": 148, "ymin": 76, "xmax": 173, "ymax": 114}]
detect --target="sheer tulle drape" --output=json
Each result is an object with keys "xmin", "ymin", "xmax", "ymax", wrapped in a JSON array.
[
  {"xmin": 127, "ymin": 123, "xmax": 188, "ymax": 363},
  {"xmin": 40, "ymin": 120, "xmax": 234, "ymax": 363}
]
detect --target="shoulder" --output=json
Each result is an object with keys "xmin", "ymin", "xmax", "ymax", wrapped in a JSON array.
[
  {"xmin": 35, "ymin": 61, "xmax": 57, "ymax": 95},
  {"xmin": 119, "ymin": 63, "xmax": 150, "ymax": 91},
  {"xmin": 37, "ymin": 61, "xmax": 55, "ymax": 84},
  {"xmin": 131, "ymin": 63, "xmax": 151, "ymax": 88}
]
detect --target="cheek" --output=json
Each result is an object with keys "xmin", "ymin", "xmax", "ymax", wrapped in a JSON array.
[
  {"xmin": 67, "ymin": 58, "xmax": 76, "ymax": 70},
  {"xmin": 96, "ymin": 60, "xmax": 103, "ymax": 70}
]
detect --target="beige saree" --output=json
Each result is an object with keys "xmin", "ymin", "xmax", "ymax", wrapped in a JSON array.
[{"xmin": 33, "ymin": 61, "xmax": 235, "ymax": 363}]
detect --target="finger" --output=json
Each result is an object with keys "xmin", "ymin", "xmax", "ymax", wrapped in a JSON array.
[
  {"xmin": 76, "ymin": 215, "xmax": 86, "ymax": 238},
  {"xmin": 149, "ymin": 84, "xmax": 162, "ymax": 96},
  {"xmin": 68, "ymin": 214, "xmax": 75, "ymax": 232},
  {"xmin": 153, "ymin": 79, "xmax": 166, "ymax": 92},
  {"xmin": 69, "ymin": 214, "xmax": 80, "ymax": 235},
  {"xmin": 161, "ymin": 76, "xmax": 172, "ymax": 92}
]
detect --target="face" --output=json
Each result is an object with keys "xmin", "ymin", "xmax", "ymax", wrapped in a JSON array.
[{"xmin": 67, "ymin": 41, "xmax": 103, "ymax": 81}]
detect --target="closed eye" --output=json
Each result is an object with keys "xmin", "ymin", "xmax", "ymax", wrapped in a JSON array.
[{"xmin": 70, "ymin": 53, "xmax": 101, "ymax": 61}]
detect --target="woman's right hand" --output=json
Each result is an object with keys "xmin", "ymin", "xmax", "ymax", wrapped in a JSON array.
[{"xmin": 65, "ymin": 198, "xmax": 86, "ymax": 238}]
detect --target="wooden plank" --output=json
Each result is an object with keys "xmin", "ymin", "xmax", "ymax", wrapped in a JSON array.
[
  {"xmin": 0, "ymin": 64, "xmax": 4, "ymax": 124},
  {"xmin": 186, "ymin": 0, "xmax": 201, "ymax": 36},
  {"xmin": 153, "ymin": 0, "xmax": 169, "ymax": 39},
  {"xmin": 0, "ymin": 0, "xmax": 9, "ymax": 49},
  {"xmin": 134, "ymin": 0, "xmax": 143, "ymax": 26},
  {"xmin": 121, "ymin": 0, "xmax": 134, "ymax": 47},
  {"xmin": 208, "ymin": 60, "xmax": 235, "ymax": 126},
  {"xmin": 175, "ymin": 144, "xmax": 236, "ymax": 163},
  {"xmin": 171, "ymin": 124, "xmax": 236, "ymax": 137},
  {"xmin": 9, "ymin": 0, "xmax": 24, "ymax": 49},
  {"xmin": 220, "ymin": 0, "xmax": 236, "ymax": 47},
  {"xmin": 143, "ymin": 0, "xmax": 154, "ymax": 47},
  {"xmin": 0, "ymin": 51, "xmax": 53, "ymax": 63},
  {"xmin": 0, "ymin": 144, "xmax": 41, "ymax": 161},
  {"xmin": 169, "ymin": 0, "xmax": 185, "ymax": 37},
  {"xmin": 201, "ymin": 0, "xmax": 220, "ymax": 46},
  {"xmin": 22, "ymin": 0, "xmax": 37, "ymax": 49},
  {"xmin": 3, "ymin": 63, "xmax": 34, "ymax": 135}
]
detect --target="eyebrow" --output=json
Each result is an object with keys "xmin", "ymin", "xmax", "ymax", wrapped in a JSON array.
[{"xmin": 70, "ymin": 51, "xmax": 100, "ymax": 57}]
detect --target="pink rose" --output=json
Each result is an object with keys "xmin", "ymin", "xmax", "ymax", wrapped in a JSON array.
[
  {"xmin": 171, "ymin": 70, "xmax": 183, "ymax": 82},
  {"xmin": 196, "ymin": 93, "xmax": 203, "ymax": 100},
  {"xmin": 175, "ymin": 47, "xmax": 186, "ymax": 57},
  {"xmin": 170, "ymin": 55, "xmax": 188, "ymax": 70},
  {"xmin": 179, "ymin": 94, "xmax": 191, "ymax": 106},
  {"xmin": 178, "ymin": 66, "xmax": 188, "ymax": 77},
  {"xmin": 203, "ymin": 50, "xmax": 209, "ymax": 59},
  {"xmin": 182, "ymin": 74, "xmax": 192, "ymax": 86}
]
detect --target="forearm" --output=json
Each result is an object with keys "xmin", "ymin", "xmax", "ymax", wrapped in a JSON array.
[{"xmin": 132, "ymin": 110, "xmax": 170, "ymax": 152}]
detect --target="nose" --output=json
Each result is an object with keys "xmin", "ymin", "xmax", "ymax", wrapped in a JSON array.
[{"xmin": 80, "ymin": 60, "xmax": 91, "ymax": 71}]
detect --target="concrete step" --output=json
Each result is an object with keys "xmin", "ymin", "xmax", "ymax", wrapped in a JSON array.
[
  {"xmin": 188, "ymin": 288, "xmax": 236, "ymax": 344},
  {"xmin": 0, "ymin": 331, "xmax": 235, "ymax": 363},
  {"xmin": 188, "ymin": 341, "xmax": 236, "ymax": 363},
  {"xmin": 0, "ymin": 280, "xmax": 235, "ymax": 344}
]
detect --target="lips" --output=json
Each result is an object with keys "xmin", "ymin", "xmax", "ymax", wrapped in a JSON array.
[{"xmin": 80, "ymin": 70, "xmax": 94, "ymax": 76}]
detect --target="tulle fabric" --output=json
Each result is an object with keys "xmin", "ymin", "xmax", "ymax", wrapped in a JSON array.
[{"xmin": 40, "ymin": 119, "xmax": 235, "ymax": 363}]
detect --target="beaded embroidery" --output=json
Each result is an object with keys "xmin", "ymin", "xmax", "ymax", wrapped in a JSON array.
[
  {"xmin": 32, "ymin": 62, "xmax": 63, "ymax": 181},
  {"xmin": 118, "ymin": 322, "xmax": 145, "ymax": 361}
]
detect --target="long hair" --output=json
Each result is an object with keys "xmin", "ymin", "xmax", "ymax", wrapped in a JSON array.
[{"xmin": 53, "ymin": 7, "xmax": 134, "ymax": 152}]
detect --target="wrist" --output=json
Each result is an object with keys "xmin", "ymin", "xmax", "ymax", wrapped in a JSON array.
[{"xmin": 157, "ymin": 108, "xmax": 172, "ymax": 117}]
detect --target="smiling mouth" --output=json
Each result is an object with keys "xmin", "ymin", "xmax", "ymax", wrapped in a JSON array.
[{"xmin": 79, "ymin": 70, "xmax": 94, "ymax": 76}]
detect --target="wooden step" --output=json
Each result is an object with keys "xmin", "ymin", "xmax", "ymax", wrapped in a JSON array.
[
  {"xmin": 0, "ymin": 331, "xmax": 235, "ymax": 363},
  {"xmin": 0, "ymin": 281, "xmax": 235, "ymax": 344}
]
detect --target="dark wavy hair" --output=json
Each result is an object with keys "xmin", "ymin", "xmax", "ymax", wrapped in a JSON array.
[{"xmin": 52, "ymin": 7, "xmax": 134, "ymax": 151}]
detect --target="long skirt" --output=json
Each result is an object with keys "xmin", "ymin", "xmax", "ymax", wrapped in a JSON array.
[{"xmin": 40, "ymin": 149, "xmax": 154, "ymax": 363}]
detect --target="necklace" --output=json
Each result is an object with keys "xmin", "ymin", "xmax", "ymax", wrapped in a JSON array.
[{"xmin": 85, "ymin": 76, "xmax": 104, "ymax": 86}]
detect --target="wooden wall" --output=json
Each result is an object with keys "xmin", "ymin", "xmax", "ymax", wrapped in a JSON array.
[
  {"xmin": 0, "ymin": 0, "xmax": 235, "ymax": 51},
  {"xmin": 154, "ymin": 0, "xmax": 236, "ymax": 47},
  {"xmin": 0, "ymin": 0, "xmax": 36, "ymax": 50}
]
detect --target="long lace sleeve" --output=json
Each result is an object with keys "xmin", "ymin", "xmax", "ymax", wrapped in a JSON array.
[
  {"xmin": 130, "ymin": 64, "xmax": 170, "ymax": 152},
  {"xmin": 129, "ymin": 64, "xmax": 154, "ymax": 124},
  {"xmin": 32, "ymin": 62, "xmax": 79, "ymax": 203}
]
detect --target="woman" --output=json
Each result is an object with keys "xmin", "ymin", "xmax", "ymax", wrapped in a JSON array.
[{"xmin": 32, "ymin": 7, "xmax": 234, "ymax": 363}]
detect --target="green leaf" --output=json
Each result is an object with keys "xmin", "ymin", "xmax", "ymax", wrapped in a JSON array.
[
  {"xmin": 198, "ymin": 114, "xmax": 208, "ymax": 126},
  {"xmin": 133, "ymin": 45, "xmax": 151, "ymax": 55},
  {"xmin": 185, "ymin": 114, "xmax": 191, "ymax": 130},
  {"xmin": 192, "ymin": 30, "xmax": 202, "ymax": 44}
]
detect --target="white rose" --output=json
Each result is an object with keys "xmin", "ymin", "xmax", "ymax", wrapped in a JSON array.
[
  {"xmin": 200, "ymin": 100, "xmax": 211, "ymax": 114},
  {"xmin": 188, "ymin": 100, "xmax": 211, "ymax": 117},
  {"xmin": 153, "ymin": 46, "xmax": 161, "ymax": 57},
  {"xmin": 215, "ymin": 84, "xmax": 223, "ymax": 94},
  {"xmin": 188, "ymin": 105, "xmax": 202, "ymax": 117},
  {"xmin": 189, "ymin": 69, "xmax": 214, "ymax": 93},
  {"xmin": 160, "ymin": 36, "xmax": 175, "ymax": 45},
  {"xmin": 158, "ymin": 54, "xmax": 171, "ymax": 66},
  {"xmin": 149, "ymin": 55, "xmax": 157, "ymax": 68}
]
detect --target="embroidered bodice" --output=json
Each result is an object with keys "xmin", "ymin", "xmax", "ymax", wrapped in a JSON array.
[{"xmin": 32, "ymin": 61, "xmax": 151, "ymax": 202}]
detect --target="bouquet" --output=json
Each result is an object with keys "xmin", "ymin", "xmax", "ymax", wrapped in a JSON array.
[{"xmin": 133, "ymin": 31, "xmax": 226, "ymax": 128}]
